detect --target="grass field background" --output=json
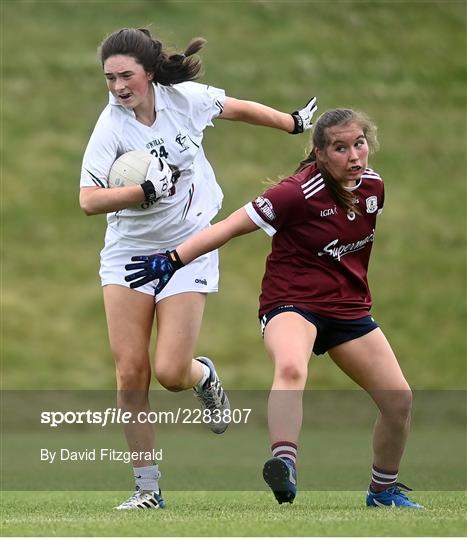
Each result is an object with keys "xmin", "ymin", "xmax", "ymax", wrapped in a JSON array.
[
  {"xmin": 2, "ymin": 0, "xmax": 466, "ymax": 537},
  {"xmin": 3, "ymin": 0, "xmax": 466, "ymax": 391},
  {"xmin": 2, "ymin": 491, "xmax": 466, "ymax": 537}
]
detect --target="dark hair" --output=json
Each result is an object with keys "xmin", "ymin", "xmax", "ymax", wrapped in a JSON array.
[
  {"xmin": 99, "ymin": 27, "xmax": 206, "ymax": 85},
  {"xmin": 296, "ymin": 109, "xmax": 379, "ymax": 213}
]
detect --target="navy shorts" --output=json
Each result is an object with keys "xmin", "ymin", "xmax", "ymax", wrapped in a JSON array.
[{"xmin": 260, "ymin": 305, "xmax": 379, "ymax": 355}]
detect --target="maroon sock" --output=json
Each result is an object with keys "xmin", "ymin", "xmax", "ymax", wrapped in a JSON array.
[
  {"xmin": 271, "ymin": 441, "xmax": 297, "ymax": 465},
  {"xmin": 370, "ymin": 465, "xmax": 398, "ymax": 492}
]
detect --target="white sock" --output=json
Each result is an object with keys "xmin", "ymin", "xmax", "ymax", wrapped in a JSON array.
[
  {"xmin": 194, "ymin": 361, "xmax": 210, "ymax": 390},
  {"xmin": 133, "ymin": 464, "xmax": 160, "ymax": 492}
]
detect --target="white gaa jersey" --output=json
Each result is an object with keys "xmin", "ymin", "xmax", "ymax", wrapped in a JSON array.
[{"xmin": 80, "ymin": 81, "xmax": 226, "ymax": 248}]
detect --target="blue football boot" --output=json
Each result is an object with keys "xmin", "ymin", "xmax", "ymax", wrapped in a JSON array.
[
  {"xmin": 263, "ymin": 457, "xmax": 297, "ymax": 504},
  {"xmin": 366, "ymin": 482, "xmax": 424, "ymax": 508}
]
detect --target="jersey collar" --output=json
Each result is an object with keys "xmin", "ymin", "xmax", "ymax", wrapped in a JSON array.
[
  {"xmin": 344, "ymin": 178, "xmax": 362, "ymax": 191},
  {"xmin": 153, "ymin": 82, "xmax": 168, "ymax": 112}
]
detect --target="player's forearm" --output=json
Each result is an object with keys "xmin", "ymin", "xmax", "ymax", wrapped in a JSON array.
[
  {"xmin": 177, "ymin": 208, "xmax": 258, "ymax": 264},
  {"xmin": 177, "ymin": 223, "xmax": 232, "ymax": 264},
  {"xmin": 124, "ymin": 209, "xmax": 258, "ymax": 292},
  {"xmin": 79, "ymin": 186, "xmax": 145, "ymax": 215},
  {"xmin": 221, "ymin": 98, "xmax": 295, "ymax": 133}
]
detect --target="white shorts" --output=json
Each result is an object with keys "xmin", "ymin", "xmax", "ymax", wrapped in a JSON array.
[{"xmin": 99, "ymin": 236, "xmax": 219, "ymax": 302}]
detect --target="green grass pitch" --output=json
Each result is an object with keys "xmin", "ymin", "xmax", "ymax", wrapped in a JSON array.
[{"xmin": 1, "ymin": 491, "xmax": 465, "ymax": 536}]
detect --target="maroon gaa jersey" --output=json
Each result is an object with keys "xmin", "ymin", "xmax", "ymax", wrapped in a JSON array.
[{"xmin": 244, "ymin": 162, "xmax": 385, "ymax": 319}]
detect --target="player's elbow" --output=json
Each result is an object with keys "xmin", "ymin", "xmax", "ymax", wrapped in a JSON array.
[
  {"xmin": 79, "ymin": 188, "xmax": 100, "ymax": 215},
  {"xmin": 79, "ymin": 198, "xmax": 96, "ymax": 216}
]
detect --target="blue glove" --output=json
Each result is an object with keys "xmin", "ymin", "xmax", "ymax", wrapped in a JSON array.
[{"xmin": 124, "ymin": 250, "xmax": 184, "ymax": 293}]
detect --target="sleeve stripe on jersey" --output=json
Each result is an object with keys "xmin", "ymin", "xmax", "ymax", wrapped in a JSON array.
[
  {"xmin": 244, "ymin": 202, "xmax": 277, "ymax": 237},
  {"xmin": 302, "ymin": 178, "xmax": 325, "ymax": 199},
  {"xmin": 215, "ymin": 99, "xmax": 224, "ymax": 114},
  {"xmin": 85, "ymin": 169, "xmax": 106, "ymax": 188},
  {"xmin": 362, "ymin": 168, "xmax": 382, "ymax": 181},
  {"xmin": 301, "ymin": 171, "xmax": 322, "ymax": 189},
  {"xmin": 362, "ymin": 172, "xmax": 381, "ymax": 179}
]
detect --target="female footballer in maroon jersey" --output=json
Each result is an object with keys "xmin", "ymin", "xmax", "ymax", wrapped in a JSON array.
[{"xmin": 125, "ymin": 108, "xmax": 423, "ymax": 508}]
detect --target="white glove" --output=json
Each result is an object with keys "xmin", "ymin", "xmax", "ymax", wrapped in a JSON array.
[
  {"xmin": 141, "ymin": 158, "xmax": 173, "ymax": 205},
  {"xmin": 290, "ymin": 96, "xmax": 318, "ymax": 134}
]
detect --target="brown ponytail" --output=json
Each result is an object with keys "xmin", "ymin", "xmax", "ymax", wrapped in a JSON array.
[
  {"xmin": 155, "ymin": 36, "xmax": 206, "ymax": 85},
  {"xmin": 99, "ymin": 28, "xmax": 206, "ymax": 85}
]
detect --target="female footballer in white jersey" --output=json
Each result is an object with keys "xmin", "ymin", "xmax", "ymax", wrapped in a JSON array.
[
  {"xmin": 125, "ymin": 109, "xmax": 423, "ymax": 509},
  {"xmin": 79, "ymin": 27, "xmax": 317, "ymax": 510}
]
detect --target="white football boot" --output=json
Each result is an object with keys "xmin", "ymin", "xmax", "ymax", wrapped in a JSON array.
[
  {"xmin": 193, "ymin": 356, "xmax": 231, "ymax": 434},
  {"xmin": 114, "ymin": 489, "xmax": 165, "ymax": 510}
]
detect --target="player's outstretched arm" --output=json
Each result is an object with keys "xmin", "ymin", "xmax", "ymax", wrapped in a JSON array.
[
  {"xmin": 179, "ymin": 207, "xmax": 258, "ymax": 263},
  {"xmin": 219, "ymin": 96, "xmax": 317, "ymax": 134},
  {"xmin": 125, "ymin": 208, "xmax": 258, "ymax": 292}
]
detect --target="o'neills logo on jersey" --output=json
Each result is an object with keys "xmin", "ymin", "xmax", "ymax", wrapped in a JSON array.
[
  {"xmin": 318, "ymin": 230, "xmax": 375, "ymax": 261},
  {"xmin": 255, "ymin": 197, "xmax": 276, "ymax": 221}
]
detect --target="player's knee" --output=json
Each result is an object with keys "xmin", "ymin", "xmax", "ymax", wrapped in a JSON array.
[
  {"xmin": 275, "ymin": 360, "xmax": 307, "ymax": 384},
  {"xmin": 383, "ymin": 388, "xmax": 413, "ymax": 424},
  {"xmin": 393, "ymin": 388, "xmax": 413, "ymax": 420},
  {"xmin": 116, "ymin": 362, "xmax": 150, "ymax": 412},
  {"xmin": 154, "ymin": 365, "xmax": 187, "ymax": 392},
  {"xmin": 115, "ymin": 358, "xmax": 150, "ymax": 391}
]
